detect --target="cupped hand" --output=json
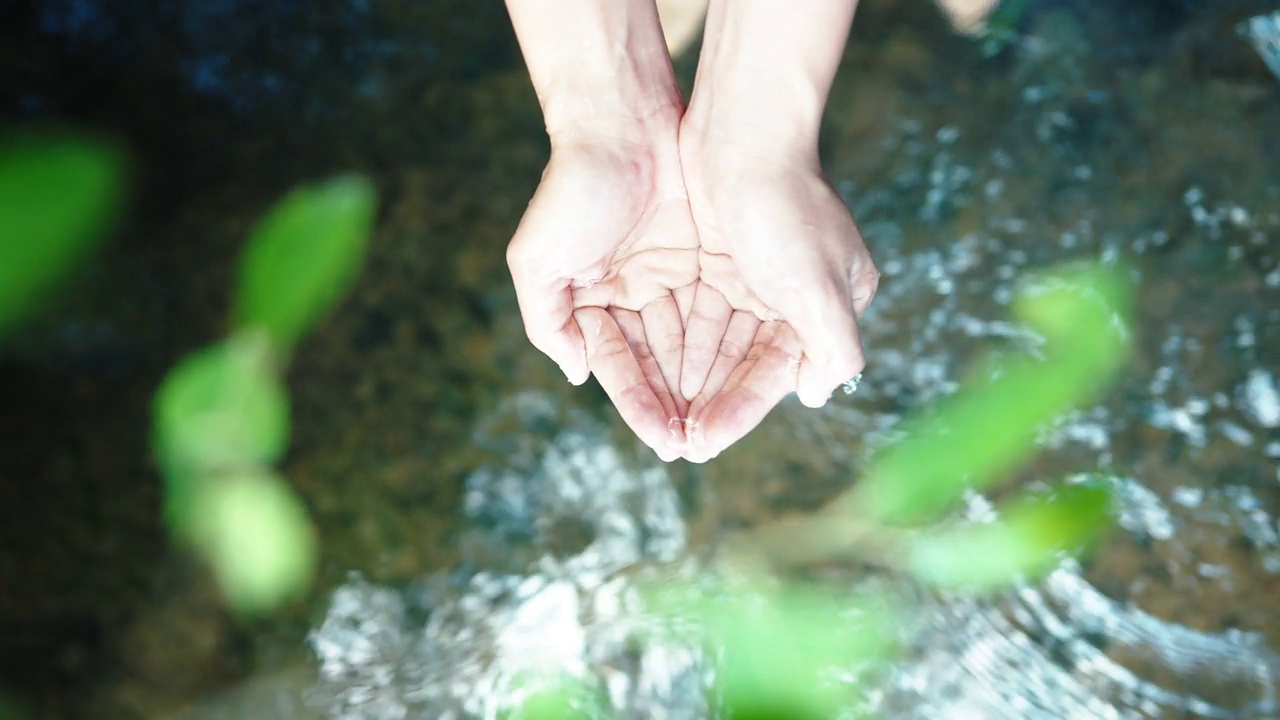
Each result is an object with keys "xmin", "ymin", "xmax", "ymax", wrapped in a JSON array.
[
  {"xmin": 677, "ymin": 140, "xmax": 880, "ymax": 463},
  {"xmin": 507, "ymin": 133, "xmax": 700, "ymax": 461}
]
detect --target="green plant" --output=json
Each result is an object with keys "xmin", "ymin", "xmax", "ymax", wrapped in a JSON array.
[
  {"xmin": 152, "ymin": 176, "xmax": 377, "ymax": 614},
  {"xmin": 0, "ymin": 132, "xmax": 125, "ymax": 338},
  {"xmin": 0, "ymin": 131, "xmax": 1130, "ymax": 715},
  {"xmin": 0, "ymin": 131, "xmax": 375, "ymax": 615},
  {"xmin": 520, "ymin": 261, "xmax": 1133, "ymax": 718}
]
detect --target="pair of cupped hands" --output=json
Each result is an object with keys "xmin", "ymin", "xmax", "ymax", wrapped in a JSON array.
[{"xmin": 507, "ymin": 105, "xmax": 879, "ymax": 462}]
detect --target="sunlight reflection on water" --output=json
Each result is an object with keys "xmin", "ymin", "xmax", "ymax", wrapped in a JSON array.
[
  {"xmin": 308, "ymin": 164, "xmax": 1280, "ymax": 716},
  {"xmin": 301, "ymin": 4, "xmax": 1280, "ymax": 718}
]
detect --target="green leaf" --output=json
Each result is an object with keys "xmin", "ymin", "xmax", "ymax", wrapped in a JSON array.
[
  {"xmin": 1011, "ymin": 262, "xmax": 1131, "ymax": 354},
  {"xmin": 513, "ymin": 688, "xmax": 577, "ymax": 720},
  {"xmin": 187, "ymin": 471, "xmax": 317, "ymax": 614},
  {"xmin": 852, "ymin": 263, "xmax": 1131, "ymax": 525},
  {"xmin": 905, "ymin": 480, "xmax": 1114, "ymax": 591},
  {"xmin": 708, "ymin": 587, "xmax": 898, "ymax": 720},
  {"xmin": 232, "ymin": 175, "xmax": 376, "ymax": 350},
  {"xmin": 0, "ymin": 133, "xmax": 125, "ymax": 337},
  {"xmin": 153, "ymin": 331, "xmax": 289, "ymax": 485},
  {"xmin": 509, "ymin": 680, "xmax": 598, "ymax": 720}
]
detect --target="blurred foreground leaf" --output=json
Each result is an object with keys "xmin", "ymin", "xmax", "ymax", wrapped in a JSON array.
[
  {"xmin": 233, "ymin": 175, "xmax": 376, "ymax": 349},
  {"xmin": 0, "ymin": 133, "xmax": 124, "ymax": 337},
  {"xmin": 906, "ymin": 480, "xmax": 1113, "ymax": 590},
  {"xmin": 153, "ymin": 176, "xmax": 376, "ymax": 615},
  {"xmin": 187, "ymin": 471, "xmax": 317, "ymax": 614},
  {"xmin": 510, "ymin": 680, "xmax": 600, "ymax": 720},
  {"xmin": 153, "ymin": 331, "xmax": 289, "ymax": 485},
  {"xmin": 707, "ymin": 586, "xmax": 898, "ymax": 720},
  {"xmin": 853, "ymin": 264, "xmax": 1131, "ymax": 525}
]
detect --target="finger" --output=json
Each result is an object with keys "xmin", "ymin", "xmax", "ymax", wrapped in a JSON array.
[
  {"xmin": 792, "ymin": 289, "xmax": 867, "ymax": 409},
  {"xmin": 673, "ymin": 283, "xmax": 697, "ymax": 326},
  {"xmin": 688, "ymin": 310, "xmax": 759, "ymax": 417},
  {"xmin": 699, "ymin": 250, "xmax": 777, "ymax": 321},
  {"xmin": 610, "ymin": 307, "xmax": 681, "ymax": 427},
  {"xmin": 685, "ymin": 319, "xmax": 777, "ymax": 460},
  {"xmin": 639, "ymin": 294, "xmax": 689, "ymax": 418},
  {"xmin": 850, "ymin": 259, "xmax": 880, "ymax": 318},
  {"xmin": 688, "ymin": 323, "xmax": 802, "ymax": 462},
  {"xmin": 576, "ymin": 307, "xmax": 682, "ymax": 460},
  {"xmin": 679, "ymin": 284, "xmax": 734, "ymax": 402},
  {"xmin": 509, "ymin": 261, "xmax": 590, "ymax": 385}
]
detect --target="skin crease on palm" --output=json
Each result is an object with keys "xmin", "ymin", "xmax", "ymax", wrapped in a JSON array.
[{"xmin": 505, "ymin": 0, "xmax": 881, "ymax": 463}]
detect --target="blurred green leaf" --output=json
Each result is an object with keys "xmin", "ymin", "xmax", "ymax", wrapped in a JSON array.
[
  {"xmin": 0, "ymin": 133, "xmax": 124, "ymax": 337},
  {"xmin": 153, "ymin": 331, "xmax": 289, "ymax": 485},
  {"xmin": 1012, "ymin": 263, "xmax": 1130, "ymax": 351},
  {"xmin": 513, "ymin": 689, "xmax": 577, "ymax": 720},
  {"xmin": 853, "ymin": 263, "xmax": 1131, "ymax": 525},
  {"xmin": 707, "ymin": 587, "xmax": 898, "ymax": 720},
  {"xmin": 906, "ymin": 480, "xmax": 1113, "ymax": 590},
  {"xmin": 232, "ymin": 175, "xmax": 376, "ymax": 350},
  {"xmin": 509, "ymin": 681, "xmax": 598, "ymax": 720},
  {"xmin": 188, "ymin": 471, "xmax": 317, "ymax": 614}
]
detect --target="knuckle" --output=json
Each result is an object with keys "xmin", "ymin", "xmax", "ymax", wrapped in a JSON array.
[
  {"xmin": 718, "ymin": 337, "xmax": 748, "ymax": 359},
  {"xmin": 630, "ymin": 339, "xmax": 655, "ymax": 362},
  {"xmin": 863, "ymin": 268, "xmax": 881, "ymax": 295},
  {"xmin": 653, "ymin": 329, "xmax": 685, "ymax": 355},
  {"xmin": 506, "ymin": 243, "xmax": 530, "ymax": 276},
  {"xmin": 831, "ymin": 354, "xmax": 866, "ymax": 381},
  {"xmin": 592, "ymin": 334, "xmax": 631, "ymax": 360}
]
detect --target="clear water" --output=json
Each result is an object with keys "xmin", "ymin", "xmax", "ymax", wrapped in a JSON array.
[
  {"xmin": 4, "ymin": 1, "xmax": 1280, "ymax": 719},
  {"xmin": 299, "ymin": 4, "xmax": 1280, "ymax": 718}
]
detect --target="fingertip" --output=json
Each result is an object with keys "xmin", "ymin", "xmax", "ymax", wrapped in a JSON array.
[
  {"xmin": 655, "ymin": 446, "xmax": 681, "ymax": 463},
  {"xmin": 796, "ymin": 359, "xmax": 835, "ymax": 408},
  {"xmin": 558, "ymin": 315, "xmax": 591, "ymax": 385},
  {"xmin": 684, "ymin": 440, "xmax": 721, "ymax": 464},
  {"xmin": 795, "ymin": 325, "xmax": 866, "ymax": 408},
  {"xmin": 679, "ymin": 367, "xmax": 704, "ymax": 403},
  {"xmin": 796, "ymin": 388, "xmax": 831, "ymax": 408},
  {"xmin": 550, "ymin": 344, "xmax": 590, "ymax": 385}
]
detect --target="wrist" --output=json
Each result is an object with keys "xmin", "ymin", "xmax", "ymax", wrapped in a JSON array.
[
  {"xmin": 681, "ymin": 0, "xmax": 857, "ymax": 165},
  {"xmin": 537, "ymin": 33, "xmax": 683, "ymax": 147},
  {"xmin": 506, "ymin": 0, "xmax": 685, "ymax": 148},
  {"xmin": 545, "ymin": 89, "xmax": 684, "ymax": 153},
  {"xmin": 680, "ymin": 89, "xmax": 823, "ymax": 169}
]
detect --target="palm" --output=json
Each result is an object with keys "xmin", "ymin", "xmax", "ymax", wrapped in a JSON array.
[
  {"xmin": 510, "ymin": 141, "xmax": 876, "ymax": 463},
  {"xmin": 678, "ymin": 161, "xmax": 878, "ymax": 463},
  {"xmin": 508, "ymin": 141, "xmax": 699, "ymax": 460}
]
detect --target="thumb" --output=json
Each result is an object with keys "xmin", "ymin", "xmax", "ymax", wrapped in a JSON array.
[
  {"xmin": 793, "ymin": 294, "xmax": 866, "ymax": 408},
  {"xmin": 510, "ymin": 269, "xmax": 590, "ymax": 385},
  {"xmin": 541, "ymin": 317, "xmax": 590, "ymax": 386}
]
